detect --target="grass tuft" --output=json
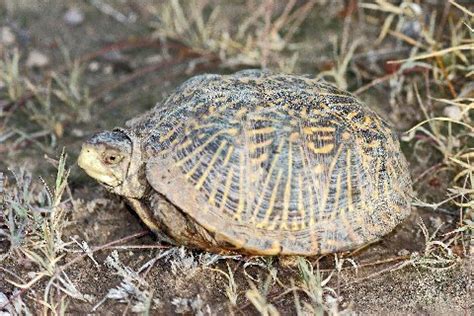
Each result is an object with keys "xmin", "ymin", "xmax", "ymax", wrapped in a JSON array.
[
  {"xmin": 0, "ymin": 49, "xmax": 24, "ymax": 102},
  {"xmin": 149, "ymin": 0, "xmax": 317, "ymax": 71},
  {"xmin": 96, "ymin": 250, "xmax": 158, "ymax": 314}
]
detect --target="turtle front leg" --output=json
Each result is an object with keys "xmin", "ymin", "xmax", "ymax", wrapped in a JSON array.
[
  {"xmin": 125, "ymin": 197, "xmax": 175, "ymax": 245},
  {"xmin": 146, "ymin": 193, "xmax": 223, "ymax": 252}
]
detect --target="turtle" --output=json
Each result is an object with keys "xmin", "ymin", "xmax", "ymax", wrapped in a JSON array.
[{"xmin": 77, "ymin": 69, "xmax": 413, "ymax": 256}]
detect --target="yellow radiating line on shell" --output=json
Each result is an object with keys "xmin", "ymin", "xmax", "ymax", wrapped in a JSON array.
[
  {"xmin": 363, "ymin": 116, "xmax": 372, "ymax": 127},
  {"xmin": 235, "ymin": 107, "xmax": 247, "ymax": 118},
  {"xmin": 303, "ymin": 126, "xmax": 335, "ymax": 134},
  {"xmin": 208, "ymin": 145, "xmax": 234, "ymax": 206},
  {"xmin": 308, "ymin": 143, "xmax": 334, "ymax": 154},
  {"xmin": 341, "ymin": 148, "xmax": 359, "ymax": 243},
  {"xmin": 298, "ymin": 145, "xmax": 316, "ymax": 228},
  {"xmin": 234, "ymin": 150, "xmax": 246, "ymax": 220},
  {"xmin": 223, "ymin": 145, "xmax": 235, "ymax": 166},
  {"xmin": 256, "ymin": 168, "xmax": 283, "ymax": 229},
  {"xmin": 176, "ymin": 139, "xmax": 192, "ymax": 151},
  {"xmin": 250, "ymin": 116, "xmax": 281, "ymax": 123},
  {"xmin": 251, "ymin": 126, "xmax": 275, "ymax": 135},
  {"xmin": 249, "ymin": 138, "xmax": 273, "ymax": 152},
  {"xmin": 176, "ymin": 130, "xmax": 225, "ymax": 166},
  {"xmin": 318, "ymin": 144, "xmax": 344, "ymax": 222},
  {"xmin": 250, "ymin": 153, "xmax": 269, "ymax": 165},
  {"xmin": 346, "ymin": 149, "xmax": 353, "ymax": 213},
  {"xmin": 159, "ymin": 126, "xmax": 179, "ymax": 142},
  {"xmin": 195, "ymin": 140, "xmax": 228, "ymax": 190},
  {"xmin": 347, "ymin": 111, "xmax": 358, "ymax": 120},
  {"xmin": 318, "ymin": 135, "xmax": 334, "ymax": 141},
  {"xmin": 219, "ymin": 166, "xmax": 235, "ymax": 213},
  {"xmin": 158, "ymin": 136, "xmax": 184, "ymax": 156},
  {"xmin": 250, "ymin": 138, "xmax": 285, "ymax": 222},
  {"xmin": 185, "ymin": 158, "xmax": 203, "ymax": 180},
  {"xmin": 267, "ymin": 215, "xmax": 281, "ymax": 231},
  {"xmin": 280, "ymin": 140, "xmax": 292, "ymax": 230},
  {"xmin": 191, "ymin": 123, "xmax": 217, "ymax": 131},
  {"xmin": 297, "ymin": 174, "xmax": 306, "ymax": 229}
]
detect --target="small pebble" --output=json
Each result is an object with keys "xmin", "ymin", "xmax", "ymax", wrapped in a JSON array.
[
  {"xmin": 103, "ymin": 64, "xmax": 113, "ymax": 74},
  {"xmin": 88, "ymin": 61, "xmax": 100, "ymax": 72},
  {"xmin": 0, "ymin": 27, "xmax": 15, "ymax": 45},
  {"xmin": 64, "ymin": 8, "xmax": 85, "ymax": 26},
  {"xmin": 0, "ymin": 291, "xmax": 7, "ymax": 300},
  {"xmin": 145, "ymin": 54, "xmax": 164, "ymax": 64},
  {"xmin": 71, "ymin": 128, "xmax": 86, "ymax": 137},
  {"xmin": 459, "ymin": 82, "xmax": 474, "ymax": 98},
  {"xmin": 397, "ymin": 249, "xmax": 410, "ymax": 256},
  {"xmin": 26, "ymin": 50, "xmax": 50, "ymax": 68},
  {"xmin": 407, "ymin": 3, "xmax": 422, "ymax": 16},
  {"xmin": 443, "ymin": 105, "xmax": 463, "ymax": 121}
]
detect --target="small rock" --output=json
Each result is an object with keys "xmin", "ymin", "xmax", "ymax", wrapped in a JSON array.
[
  {"xmin": 397, "ymin": 249, "xmax": 410, "ymax": 256},
  {"xmin": 26, "ymin": 50, "xmax": 49, "ymax": 68},
  {"xmin": 443, "ymin": 105, "xmax": 462, "ymax": 121},
  {"xmin": 145, "ymin": 54, "xmax": 164, "ymax": 64},
  {"xmin": 103, "ymin": 64, "xmax": 113, "ymax": 74},
  {"xmin": 88, "ymin": 61, "xmax": 100, "ymax": 72},
  {"xmin": 64, "ymin": 8, "xmax": 84, "ymax": 26},
  {"xmin": 71, "ymin": 128, "xmax": 86, "ymax": 137},
  {"xmin": 459, "ymin": 82, "xmax": 474, "ymax": 98},
  {"xmin": 0, "ymin": 27, "xmax": 15, "ymax": 45},
  {"xmin": 400, "ymin": 3, "xmax": 423, "ymax": 39}
]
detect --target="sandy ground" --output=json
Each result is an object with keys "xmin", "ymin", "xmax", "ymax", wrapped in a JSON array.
[{"xmin": 0, "ymin": 1, "xmax": 472, "ymax": 314}]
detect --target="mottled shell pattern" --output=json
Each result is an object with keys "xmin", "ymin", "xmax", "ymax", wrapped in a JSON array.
[{"xmin": 127, "ymin": 70, "xmax": 413, "ymax": 255}]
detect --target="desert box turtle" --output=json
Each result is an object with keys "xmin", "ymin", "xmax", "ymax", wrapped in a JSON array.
[{"xmin": 78, "ymin": 70, "xmax": 413, "ymax": 256}]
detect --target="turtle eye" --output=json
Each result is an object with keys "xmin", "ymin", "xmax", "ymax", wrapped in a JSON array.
[{"xmin": 104, "ymin": 153, "xmax": 123, "ymax": 165}]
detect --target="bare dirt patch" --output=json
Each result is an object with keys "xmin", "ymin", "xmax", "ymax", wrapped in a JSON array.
[{"xmin": 1, "ymin": 1, "xmax": 472, "ymax": 314}]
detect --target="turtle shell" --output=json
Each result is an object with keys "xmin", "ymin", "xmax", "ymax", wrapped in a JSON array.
[{"xmin": 137, "ymin": 70, "xmax": 412, "ymax": 255}]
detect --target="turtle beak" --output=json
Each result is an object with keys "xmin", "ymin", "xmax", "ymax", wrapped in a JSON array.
[{"xmin": 78, "ymin": 145, "xmax": 121, "ymax": 187}]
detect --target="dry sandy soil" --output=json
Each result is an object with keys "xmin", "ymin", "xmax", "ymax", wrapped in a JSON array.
[{"xmin": 0, "ymin": 1, "xmax": 472, "ymax": 315}]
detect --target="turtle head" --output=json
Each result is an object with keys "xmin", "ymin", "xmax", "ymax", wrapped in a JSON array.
[{"xmin": 78, "ymin": 129, "xmax": 147, "ymax": 198}]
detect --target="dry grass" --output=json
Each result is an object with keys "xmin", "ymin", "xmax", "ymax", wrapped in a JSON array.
[
  {"xmin": 0, "ymin": 49, "xmax": 23, "ymax": 102},
  {"xmin": 245, "ymin": 278, "xmax": 279, "ymax": 316},
  {"xmin": 95, "ymin": 250, "xmax": 157, "ymax": 313},
  {"xmin": 397, "ymin": 0, "xmax": 473, "ymax": 255},
  {"xmin": 296, "ymin": 257, "xmax": 337, "ymax": 315},
  {"xmin": 0, "ymin": 49, "xmax": 92, "ymax": 155},
  {"xmin": 148, "ymin": 0, "xmax": 318, "ymax": 71},
  {"xmin": 0, "ymin": 151, "xmax": 87, "ymax": 314},
  {"xmin": 209, "ymin": 263, "xmax": 239, "ymax": 307}
]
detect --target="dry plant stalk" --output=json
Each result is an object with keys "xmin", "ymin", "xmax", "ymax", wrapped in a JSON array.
[{"xmin": 149, "ymin": 0, "xmax": 317, "ymax": 70}]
